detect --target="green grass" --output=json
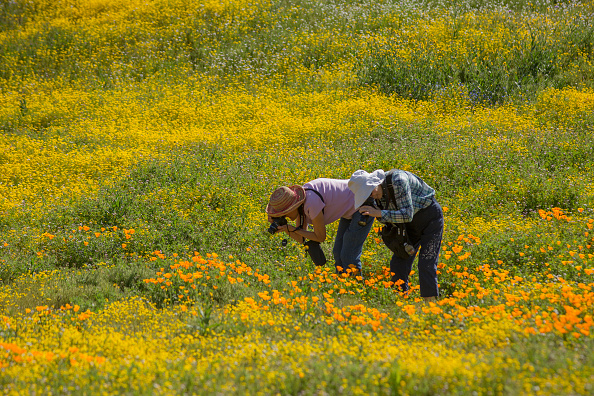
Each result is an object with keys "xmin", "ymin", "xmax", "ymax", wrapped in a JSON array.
[{"xmin": 1, "ymin": 0, "xmax": 594, "ymax": 394}]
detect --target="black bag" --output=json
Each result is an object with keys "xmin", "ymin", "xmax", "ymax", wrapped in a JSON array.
[
  {"xmin": 381, "ymin": 172, "xmax": 415, "ymax": 259},
  {"xmin": 304, "ymin": 240, "xmax": 327, "ymax": 266},
  {"xmin": 381, "ymin": 223, "xmax": 415, "ymax": 259},
  {"xmin": 302, "ymin": 188, "xmax": 327, "ymax": 266}
]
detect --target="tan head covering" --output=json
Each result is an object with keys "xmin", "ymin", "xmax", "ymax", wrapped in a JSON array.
[{"xmin": 266, "ymin": 185, "xmax": 306, "ymax": 216}]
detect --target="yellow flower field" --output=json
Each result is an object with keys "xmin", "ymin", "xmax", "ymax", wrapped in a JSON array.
[{"xmin": 1, "ymin": 0, "xmax": 594, "ymax": 394}]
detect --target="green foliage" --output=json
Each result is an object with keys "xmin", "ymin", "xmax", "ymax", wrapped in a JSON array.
[
  {"xmin": 356, "ymin": 5, "xmax": 594, "ymax": 104},
  {"xmin": 1, "ymin": 0, "xmax": 594, "ymax": 393},
  {"xmin": 185, "ymin": 303, "xmax": 221, "ymax": 336}
]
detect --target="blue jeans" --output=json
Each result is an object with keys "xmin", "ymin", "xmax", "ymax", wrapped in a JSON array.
[
  {"xmin": 389, "ymin": 199, "xmax": 443, "ymax": 297},
  {"xmin": 333, "ymin": 210, "xmax": 374, "ymax": 275}
]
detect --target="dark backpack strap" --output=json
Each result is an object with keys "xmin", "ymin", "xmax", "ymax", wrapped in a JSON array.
[
  {"xmin": 301, "ymin": 188, "xmax": 326, "ymax": 248},
  {"xmin": 304, "ymin": 188, "xmax": 325, "ymax": 214},
  {"xmin": 383, "ymin": 172, "xmax": 407, "ymax": 231},
  {"xmin": 383, "ymin": 171, "xmax": 398, "ymax": 210}
]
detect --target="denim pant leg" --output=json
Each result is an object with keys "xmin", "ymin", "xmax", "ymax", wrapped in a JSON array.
[
  {"xmin": 332, "ymin": 219, "xmax": 349, "ymax": 271},
  {"xmin": 333, "ymin": 211, "xmax": 374, "ymax": 275},
  {"xmin": 390, "ymin": 200, "xmax": 443, "ymax": 297}
]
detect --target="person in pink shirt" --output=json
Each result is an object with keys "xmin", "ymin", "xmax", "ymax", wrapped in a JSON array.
[{"xmin": 266, "ymin": 178, "xmax": 374, "ymax": 276}]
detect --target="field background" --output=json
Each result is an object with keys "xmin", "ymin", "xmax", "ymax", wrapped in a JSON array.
[{"xmin": 1, "ymin": 0, "xmax": 594, "ymax": 394}]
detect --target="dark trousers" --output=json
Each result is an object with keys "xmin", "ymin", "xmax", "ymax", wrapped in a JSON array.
[{"xmin": 389, "ymin": 199, "xmax": 443, "ymax": 297}]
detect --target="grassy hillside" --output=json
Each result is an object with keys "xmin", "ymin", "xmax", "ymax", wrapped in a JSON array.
[{"xmin": 1, "ymin": 0, "xmax": 594, "ymax": 394}]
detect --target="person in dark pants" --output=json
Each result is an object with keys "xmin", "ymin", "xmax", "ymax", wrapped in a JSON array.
[{"xmin": 348, "ymin": 169, "xmax": 444, "ymax": 301}]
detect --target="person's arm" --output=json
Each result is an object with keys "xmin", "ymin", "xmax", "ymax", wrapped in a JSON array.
[
  {"xmin": 359, "ymin": 179, "xmax": 414, "ymax": 223},
  {"xmin": 284, "ymin": 224, "xmax": 305, "ymax": 244},
  {"xmin": 300, "ymin": 212, "xmax": 326, "ymax": 242},
  {"xmin": 277, "ymin": 212, "xmax": 326, "ymax": 243},
  {"xmin": 277, "ymin": 216, "xmax": 305, "ymax": 244},
  {"xmin": 382, "ymin": 180, "xmax": 414, "ymax": 223}
]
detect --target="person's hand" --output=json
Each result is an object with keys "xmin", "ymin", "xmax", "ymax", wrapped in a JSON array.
[
  {"xmin": 359, "ymin": 205, "xmax": 382, "ymax": 218},
  {"xmin": 276, "ymin": 224, "xmax": 289, "ymax": 233}
]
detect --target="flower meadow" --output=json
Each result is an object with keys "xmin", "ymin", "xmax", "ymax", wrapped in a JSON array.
[{"xmin": 1, "ymin": 0, "xmax": 594, "ymax": 394}]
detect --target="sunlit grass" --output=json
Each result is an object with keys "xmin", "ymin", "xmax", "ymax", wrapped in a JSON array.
[{"xmin": 1, "ymin": 0, "xmax": 594, "ymax": 394}]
